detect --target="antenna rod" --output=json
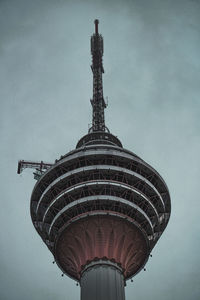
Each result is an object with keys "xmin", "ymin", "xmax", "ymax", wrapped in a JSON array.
[
  {"xmin": 90, "ymin": 19, "xmax": 107, "ymax": 132},
  {"xmin": 95, "ymin": 19, "xmax": 99, "ymax": 34}
]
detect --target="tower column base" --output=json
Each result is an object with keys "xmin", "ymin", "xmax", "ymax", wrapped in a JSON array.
[{"xmin": 80, "ymin": 260, "xmax": 125, "ymax": 300}]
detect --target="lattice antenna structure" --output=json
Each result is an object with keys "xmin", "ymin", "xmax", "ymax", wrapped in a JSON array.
[
  {"xmin": 90, "ymin": 19, "xmax": 107, "ymax": 132},
  {"xmin": 18, "ymin": 20, "xmax": 171, "ymax": 300}
]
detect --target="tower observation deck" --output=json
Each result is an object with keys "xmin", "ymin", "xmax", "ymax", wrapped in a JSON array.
[{"xmin": 18, "ymin": 20, "xmax": 171, "ymax": 300}]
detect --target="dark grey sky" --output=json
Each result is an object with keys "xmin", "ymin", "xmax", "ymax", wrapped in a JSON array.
[{"xmin": 0, "ymin": 0, "xmax": 200, "ymax": 299}]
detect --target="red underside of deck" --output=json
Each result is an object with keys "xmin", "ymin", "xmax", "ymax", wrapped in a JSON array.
[{"xmin": 55, "ymin": 215, "xmax": 148, "ymax": 279}]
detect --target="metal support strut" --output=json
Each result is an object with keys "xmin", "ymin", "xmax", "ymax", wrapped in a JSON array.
[{"xmin": 17, "ymin": 160, "xmax": 52, "ymax": 180}]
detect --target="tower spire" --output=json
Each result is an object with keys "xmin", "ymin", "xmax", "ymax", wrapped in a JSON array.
[{"xmin": 90, "ymin": 19, "xmax": 107, "ymax": 132}]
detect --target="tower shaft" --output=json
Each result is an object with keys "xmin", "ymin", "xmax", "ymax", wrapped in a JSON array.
[
  {"xmin": 90, "ymin": 19, "xmax": 106, "ymax": 132},
  {"xmin": 81, "ymin": 261, "xmax": 125, "ymax": 300}
]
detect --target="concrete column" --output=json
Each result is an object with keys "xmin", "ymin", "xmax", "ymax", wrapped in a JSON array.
[{"xmin": 80, "ymin": 260, "xmax": 125, "ymax": 300}]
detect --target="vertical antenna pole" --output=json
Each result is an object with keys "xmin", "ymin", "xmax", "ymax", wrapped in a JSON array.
[
  {"xmin": 95, "ymin": 19, "xmax": 99, "ymax": 34},
  {"xmin": 90, "ymin": 19, "xmax": 106, "ymax": 132}
]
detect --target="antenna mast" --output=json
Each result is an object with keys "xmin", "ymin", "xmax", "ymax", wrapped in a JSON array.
[{"xmin": 90, "ymin": 19, "xmax": 107, "ymax": 132}]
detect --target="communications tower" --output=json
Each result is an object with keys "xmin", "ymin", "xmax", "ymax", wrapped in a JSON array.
[{"xmin": 18, "ymin": 20, "xmax": 171, "ymax": 300}]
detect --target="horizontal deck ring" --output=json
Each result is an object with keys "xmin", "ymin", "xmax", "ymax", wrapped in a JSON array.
[
  {"xmin": 41, "ymin": 180, "xmax": 159, "ymax": 224},
  {"xmin": 35, "ymin": 165, "xmax": 165, "ymax": 215},
  {"xmin": 32, "ymin": 148, "xmax": 168, "ymax": 208},
  {"xmin": 48, "ymin": 195, "xmax": 154, "ymax": 237}
]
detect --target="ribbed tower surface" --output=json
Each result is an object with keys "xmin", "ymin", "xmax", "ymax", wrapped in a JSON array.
[{"xmin": 28, "ymin": 20, "xmax": 171, "ymax": 299}]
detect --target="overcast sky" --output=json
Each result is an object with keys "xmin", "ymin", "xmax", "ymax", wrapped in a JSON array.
[{"xmin": 0, "ymin": 0, "xmax": 200, "ymax": 299}]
